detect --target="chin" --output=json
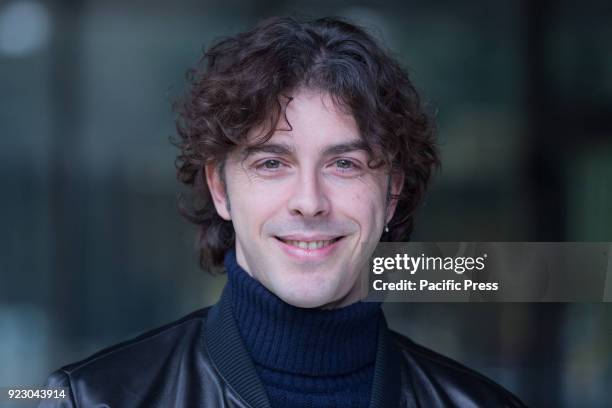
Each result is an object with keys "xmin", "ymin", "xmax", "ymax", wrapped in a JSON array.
[
  {"xmin": 281, "ymin": 294, "xmax": 334, "ymax": 309},
  {"xmin": 274, "ymin": 283, "xmax": 339, "ymax": 309}
]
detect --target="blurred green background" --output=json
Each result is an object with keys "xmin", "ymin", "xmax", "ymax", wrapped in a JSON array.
[{"xmin": 1, "ymin": 0, "xmax": 611, "ymax": 407}]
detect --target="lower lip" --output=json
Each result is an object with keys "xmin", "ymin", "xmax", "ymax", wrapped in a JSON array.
[{"xmin": 274, "ymin": 237, "xmax": 343, "ymax": 261}]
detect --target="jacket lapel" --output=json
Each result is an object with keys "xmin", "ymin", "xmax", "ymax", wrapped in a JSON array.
[
  {"xmin": 369, "ymin": 317, "xmax": 402, "ymax": 408},
  {"xmin": 205, "ymin": 284, "xmax": 272, "ymax": 408}
]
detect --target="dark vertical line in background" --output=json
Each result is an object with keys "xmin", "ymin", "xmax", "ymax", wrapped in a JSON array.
[
  {"xmin": 522, "ymin": 1, "xmax": 566, "ymax": 406},
  {"xmin": 524, "ymin": 0, "xmax": 566, "ymax": 242},
  {"xmin": 48, "ymin": 0, "xmax": 86, "ymax": 359}
]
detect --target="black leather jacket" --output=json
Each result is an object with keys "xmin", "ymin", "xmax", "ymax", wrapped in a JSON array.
[{"xmin": 41, "ymin": 286, "xmax": 526, "ymax": 407}]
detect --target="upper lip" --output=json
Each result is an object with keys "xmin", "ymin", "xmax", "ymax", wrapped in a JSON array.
[{"xmin": 275, "ymin": 234, "xmax": 343, "ymax": 242}]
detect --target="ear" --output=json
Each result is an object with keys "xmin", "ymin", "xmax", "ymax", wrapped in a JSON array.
[
  {"xmin": 386, "ymin": 171, "xmax": 405, "ymax": 224},
  {"xmin": 205, "ymin": 162, "xmax": 231, "ymax": 221}
]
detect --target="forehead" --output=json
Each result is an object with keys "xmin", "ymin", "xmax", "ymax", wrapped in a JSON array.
[
  {"xmin": 249, "ymin": 88, "xmax": 362, "ymax": 150},
  {"xmin": 284, "ymin": 89, "xmax": 358, "ymax": 137}
]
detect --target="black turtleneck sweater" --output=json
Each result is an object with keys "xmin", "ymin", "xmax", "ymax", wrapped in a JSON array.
[{"xmin": 224, "ymin": 249, "xmax": 383, "ymax": 408}]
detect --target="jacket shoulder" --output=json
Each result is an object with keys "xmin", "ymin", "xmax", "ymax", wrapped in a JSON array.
[
  {"xmin": 64, "ymin": 307, "xmax": 210, "ymax": 373},
  {"xmin": 390, "ymin": 330, "xmax": 526, "ymax": 407},
  {"xmin": 44, "ymin": 307, "xmax": 212, "ymax": 407}
]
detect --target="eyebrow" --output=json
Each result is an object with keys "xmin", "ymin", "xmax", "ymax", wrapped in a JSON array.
[
  {"xmin": 242, "ymin": 143, "xmax": 295, "ymax": 160},
  {"xmin": 241, "ymin": 140, "xmax": 370, "ymax": 160},
  {"xmin": 322, "ymin": 140, "xmax": 370, "ymax": 156}
]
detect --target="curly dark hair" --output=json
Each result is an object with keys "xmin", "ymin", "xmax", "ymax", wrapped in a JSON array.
[{"xmin": 174, "ymin": 16, "xmax": 440, "ymax": 270}]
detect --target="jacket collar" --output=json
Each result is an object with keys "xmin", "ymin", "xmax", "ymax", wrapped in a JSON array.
[{"xmin": 205, "ymin": 282, "xmax": 401, "ymax": 408}]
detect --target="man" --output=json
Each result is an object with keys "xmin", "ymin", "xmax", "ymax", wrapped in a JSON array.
[{"xmin": 43, "ymin": 16, "xmax": 525, "ymax": 407}]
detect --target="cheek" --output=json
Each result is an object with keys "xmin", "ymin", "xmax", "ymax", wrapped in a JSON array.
[
  {"xmin": 345, "ymin": 181, "xmax": 387, "ymax": 213},
  {"xmin": 334, "ymin": 190, "xmax": 384, "ymax": 225},
  {"xmin": 228, "ymin": 180, "xmax": 291, "ymax": 228}
]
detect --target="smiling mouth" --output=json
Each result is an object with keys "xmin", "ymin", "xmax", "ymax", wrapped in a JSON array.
[{"xmin": 275, "ymin": 236, "xmax": 343, "ymax": 250}]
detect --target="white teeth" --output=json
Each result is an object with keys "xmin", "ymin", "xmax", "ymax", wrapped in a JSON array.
[{"xmin": 286, "ymin": 240, "xmax": 334, "ymax": 249}]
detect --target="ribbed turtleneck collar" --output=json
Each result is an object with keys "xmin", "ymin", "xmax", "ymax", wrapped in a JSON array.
[{"xmin": 224, "ymin": 248, "xmax": 382, "ymax": 377}]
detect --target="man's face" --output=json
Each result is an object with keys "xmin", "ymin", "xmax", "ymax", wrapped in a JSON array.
[{"xmin": 207, "ymin": 88, "xmax": 403, "ymax": 308}]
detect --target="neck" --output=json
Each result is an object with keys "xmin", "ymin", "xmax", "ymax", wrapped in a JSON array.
[{"xmin": 224, "ymin": 248, "xmax": 382, "ymax": 376}]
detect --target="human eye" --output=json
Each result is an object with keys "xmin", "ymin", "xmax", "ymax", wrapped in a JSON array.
[
  {"xmin": 331, "ymin": 158, "xmax": 363, "ymax": 175},
  {"xmin": 253, "ymin": 158, "xmax": 286, "ymax": 174},
  {"xmin": 336, "ymin": 159, "xmax": 354, "ymax": 169},
  {"xmin": 260, "ymin": 159, "xmax": 281, "ymax": 169}
]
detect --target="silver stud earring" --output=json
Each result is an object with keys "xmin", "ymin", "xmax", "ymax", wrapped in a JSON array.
[{"xmin": 384, "ymin": 224, "xmax": 389, "ymax": 233}]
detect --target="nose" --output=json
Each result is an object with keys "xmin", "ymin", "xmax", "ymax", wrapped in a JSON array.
[{"xmin": 287, "ymin": 169, "xmax": 331, "ymax": 218}]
